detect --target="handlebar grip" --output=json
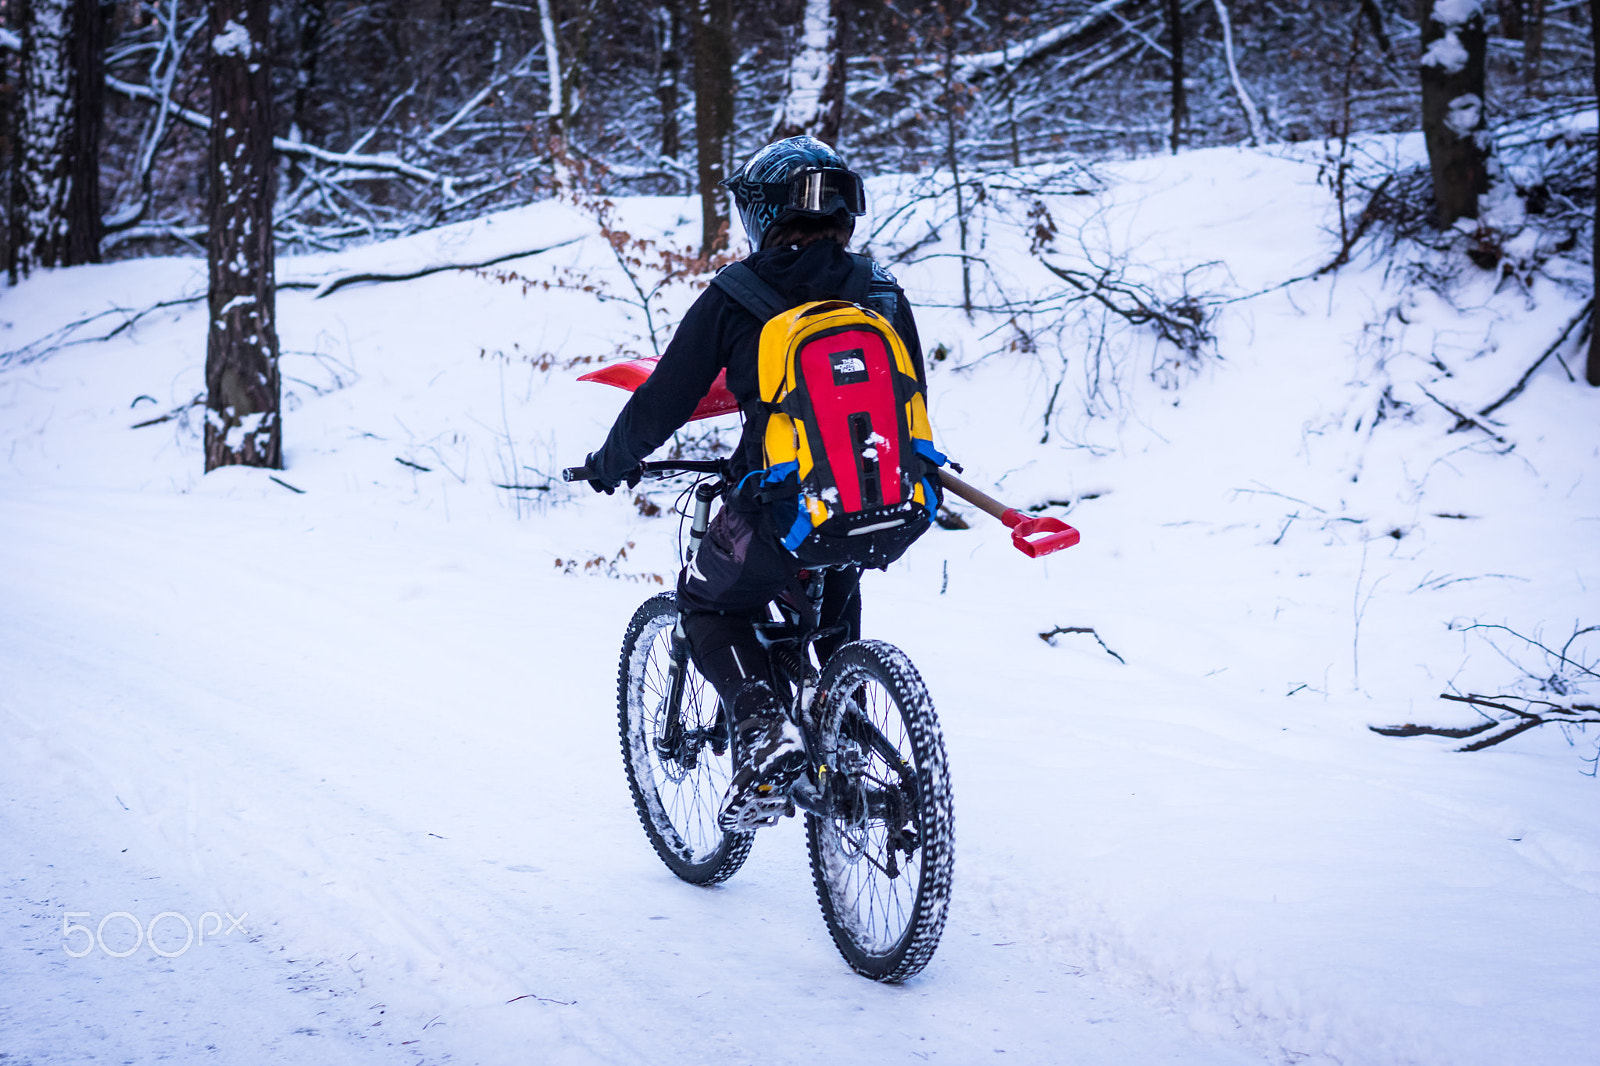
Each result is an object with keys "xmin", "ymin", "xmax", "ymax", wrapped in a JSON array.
[{"xmin": 562, "ymin": 466, "xmax": 590, "ymax": 483}]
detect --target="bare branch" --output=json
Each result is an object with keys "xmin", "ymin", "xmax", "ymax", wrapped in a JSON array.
[
  {"xmin": 1415, "ymin": 384, "xmax": 1509, "ymax": 443},
  {"xmin": 957, "ymin": 0, "xmax": 1141, "ymax": 80},
  {"xmin": 1039, "ymin": 625, "xmax": 1126, "ymax": 664},
  {"xmin": 1372, "ymin": 692, "xmax": 1600, "ymax": 751},
  {"xmin": 106, "ymin": 75, "xmax": 448, "ymax": 186},
  {"xmin": 1478, "ymin": 298, "xmax": 1593, "ymax": 418},
  {"xmin": 280, "ymin": 236, "xmax": 586, "ymax": 299}
]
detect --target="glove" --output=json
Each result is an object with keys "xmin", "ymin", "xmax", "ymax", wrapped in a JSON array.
[
  {"xmin": 583, "ymin": 452, "xmax": 620, "ymax": 495},
  {"xmin": 581, "ymin": 453, "xmax": 642, "ymax": 495}
]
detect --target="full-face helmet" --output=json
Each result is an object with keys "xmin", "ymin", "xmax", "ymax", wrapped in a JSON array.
[{"xmin": 722, "ymin": 136, "xmax": 866, "ymax": 252}]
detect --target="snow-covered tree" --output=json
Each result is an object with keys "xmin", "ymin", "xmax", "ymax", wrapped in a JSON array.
[
  {"xmin": 203, "ymin": 0, "xmax": 279, "ymax": 472},
  {"xmin": 769, "ymin": 0, "xmax": 844, "ymax": 146},
  {"xmin": 1421, "ymin": 0, "xmax": 1490, "ymax": 227},
  {"xmin": 10, "ymin": 0, "xmax": 103, "ymax": 279}
]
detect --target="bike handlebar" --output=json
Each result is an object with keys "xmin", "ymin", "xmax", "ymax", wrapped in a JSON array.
[{"xmin": 562, "ymin": 458, "xmax": 731, "ymax": 484}]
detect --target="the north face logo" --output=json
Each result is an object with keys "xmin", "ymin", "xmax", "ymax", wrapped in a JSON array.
[{"xmin": 831, "ymin": 349, "xmax": 869, "ymax": 385}]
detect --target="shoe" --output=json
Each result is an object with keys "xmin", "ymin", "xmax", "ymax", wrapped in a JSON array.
[{"xmin": 718, "ymin": 685, "xmax": 807, "ymax": 833}]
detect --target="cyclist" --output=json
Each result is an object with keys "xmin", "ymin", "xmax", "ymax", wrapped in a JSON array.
[{"xmin": 578, "ymin": 136, "xmax": 931, "ymax": 831}]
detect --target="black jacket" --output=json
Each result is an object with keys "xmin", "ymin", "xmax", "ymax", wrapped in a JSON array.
[{"xmin": 589, "ymin": 240, "xmax": 925, "ymax": 507}]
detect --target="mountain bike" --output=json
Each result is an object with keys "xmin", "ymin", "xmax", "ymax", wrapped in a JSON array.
[{"xmin": 567, "ymin": 457, "xmax": 954, "ymax": 983}]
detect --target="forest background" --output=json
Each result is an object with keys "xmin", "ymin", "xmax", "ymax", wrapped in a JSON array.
[{"xmin": 3, "ymin": 0, "xmax": 1595, "ymax": 262}]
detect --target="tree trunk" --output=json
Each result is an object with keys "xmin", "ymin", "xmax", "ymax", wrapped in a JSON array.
[
  {"xmin": 3, "ymin": 24, "xmax": 14, "ymax": 279},
  {"xmin": 1587, "ymin": 0, "xmax": 1599, "ymax": 385},
  {"xmin": 1163, "ymin": 0, "xmax": 1186, "ymax": 154},
  {"xmin": 1498, "ymin": 0, "xmax": 1524, "ymax": 39},
  {"xmin": 1523, "ymin": 0, "xmax": 1545, "ymax": 95},
  {"xmin": 205, "ymin": 0, "xmax": 281, "ymax": 472},
  {"xmin": 291, "ymin": 0, "xmax": 326, "ymax": 141},
  {"xmin": 769, "ymin": 0, "xmax": 844, "ymax": 146},
  {"xmin": 1420, "ymin": 0, "xmax": 1489, "ymax": 228},
  {"xmin": 11, "ymin": 0, "xmax": 103, "ymax": 280},
  {"xmin": 1360, "ymin": 0, "xmax": 1392, "ymax": 52},
  {"xmin": 690, "ymin": 0, "xmax": 732, "ymax": 258},
  {"xmin": 654, "ymin": 3, "xmax": 681, "ymax": 161},
  {"xmin": 938, "ymin": 4, "xmax": 971, "ymax": 316}
]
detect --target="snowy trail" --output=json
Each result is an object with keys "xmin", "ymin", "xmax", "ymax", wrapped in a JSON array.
[
  {"xmin": 1, "ymin": 488, "xmax": 1265, "ymax": 1065},
  {"xmin": 5, "ymin": 144, "xmax": 1598, "ymax": 1065}
]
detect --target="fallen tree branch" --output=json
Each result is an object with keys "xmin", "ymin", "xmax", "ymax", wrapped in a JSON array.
[
  {"xmin": 131, "ymin": 394, "xmax": 204, "ymax": 429},
  {"xmin": 278, "ymin": 236, "xmax": 586, "ymax": 299},
  {"xmin": 1478, "ymin": 298, "xmax": 1593, "ymax": 418},
  {"xmin": 1372, "ymin": 692, "xmax": 1600, "ymax": 751},
  {"xmin": 4, "ymin": 239, "xmax": 588, "ymax": 366},
  {"xmin": 958, "ymin": 0, "xmax": 1141, "ymax": 80},
  {"xmin": 1037, "ymin": 258, "xmax": 1210, "ymax": 354},
  {"xmin": 1039, "ymin": 625, "xmax": 1126, "ymax": 664},
  {"xmin": 1, "ymin": 295, "xmax": 207, "ymax": 369},
  {"xmin": 1315, "ymin": 175, "xmax": 1394, "ymax": 275},
  {"xmin": 1416, "ymin": 384, "xmax": 1509, "ymax": 443}
]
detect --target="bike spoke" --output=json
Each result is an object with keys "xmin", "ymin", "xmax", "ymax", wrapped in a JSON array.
[
  {"xmin": 808, "ymin": 641, "xmax": 952, "ymax": 981},
  {"xmin": 622, "ymin": 598, "xmax": 746, "ymax": 880}
]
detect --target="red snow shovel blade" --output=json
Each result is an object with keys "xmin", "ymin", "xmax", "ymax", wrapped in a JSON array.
[
  {"xmin": 577, "ymin": 357, "xmax": 740, "ymax": 420},
  {"xmin": 1001, "ymin": 509, "xmax": 1081, "ymax": 558}
]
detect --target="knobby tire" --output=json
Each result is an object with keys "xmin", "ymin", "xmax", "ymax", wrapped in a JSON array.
[
  {"xmin": 618, "ymin": 593, "xmax": 753, "ymax": 885},
  {"xmin": 806, "ymin": 640, "xmax": 954, "ymax": 982}
]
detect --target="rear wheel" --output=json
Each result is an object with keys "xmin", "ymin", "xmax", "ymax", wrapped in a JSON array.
[
  {"xmin": 618, "ymin": 593, "xmax": 753, "ymax": 885},
  {"xmin": 807, "ymin": 640, "xmax": 953, "ymax": 982}
]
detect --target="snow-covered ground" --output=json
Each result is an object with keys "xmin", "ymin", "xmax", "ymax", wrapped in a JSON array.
[{"xmin": 3, "ymin": 140, "xmax": 1597, "ymax": 1066}]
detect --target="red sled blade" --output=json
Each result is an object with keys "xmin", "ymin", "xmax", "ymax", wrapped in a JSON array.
[{"xmin": 577, "ymin": 357, "xmax": 740, "ymax": 421}]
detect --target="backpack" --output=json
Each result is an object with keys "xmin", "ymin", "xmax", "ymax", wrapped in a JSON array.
[{"xmin": 711, "ymin": 256, "xmax": 947, "ymax": 569}]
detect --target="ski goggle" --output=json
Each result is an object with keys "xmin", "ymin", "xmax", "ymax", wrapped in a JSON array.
[{"xmin": 731, "ymin": 168, "xmax": 866, "ymax": 217}]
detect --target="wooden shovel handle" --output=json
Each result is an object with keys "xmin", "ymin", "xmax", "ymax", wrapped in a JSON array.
[{"xmin": 937, "ymin": 469, "xmax": 1011, "ymax": 522}]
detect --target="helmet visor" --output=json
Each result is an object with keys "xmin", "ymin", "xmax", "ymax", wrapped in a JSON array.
[{"xmin": 789, "ymin": 168, "xmax": 866, "ymax": 216}]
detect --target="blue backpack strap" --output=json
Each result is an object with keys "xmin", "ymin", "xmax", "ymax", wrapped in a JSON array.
[{"xmin": 709, "ymin": 262, "xmax": 788, "ymax": 321}]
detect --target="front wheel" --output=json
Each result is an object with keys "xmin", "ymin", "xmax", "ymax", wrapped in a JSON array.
[
  {"xmin": 618, "ymin": 593, "xmax": 753, "ymax": 885},
  {"xmin": 807, "ymin": 640, "xmax": 954, "ymax": 982}
]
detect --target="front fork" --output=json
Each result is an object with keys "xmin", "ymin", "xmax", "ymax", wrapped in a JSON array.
[{"xmin": 659, "ymin": 481, "xmax": 724, "ymax": 764}]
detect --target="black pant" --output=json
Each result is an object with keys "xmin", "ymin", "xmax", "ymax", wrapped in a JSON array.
[{"xmin": 677, "ymin": 506, "xmax": 860, "ymax": 714}]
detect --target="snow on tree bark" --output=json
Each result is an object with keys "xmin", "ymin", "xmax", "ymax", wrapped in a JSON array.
[
  {"xmin": 1588, "ymin": 0, "xmax": 1599, "ymax": 386},
  {"xmin": 11, "ymin": 0, "xmax": 103, "ymax": 279},
  {"xmin": 537, "ymin": 0, "xmax": 570, "ymax": 190},
  {"xmin": 1210, "ymin": 0, "xmax": 1265, "ymax": 146},
  {"xmin": 769, "ymin": 0, "xmax": 844, "ymax": 146},
  {"xmin": 690, "ymin": 0, "xmax": 732, "ymax": 257},
  {"xmin": 1420, "ymin": 0, "xmax": 1489, "ymax": 228},
  {"xmin": 204, "ymin": 0, "xmax": 281, "ymax": 472}
]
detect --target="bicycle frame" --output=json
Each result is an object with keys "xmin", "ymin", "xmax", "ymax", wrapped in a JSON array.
[
  {"xmin": 577, "ymin": 454, "xmax": 952, "ymax": 981},
  {"xmin": 634, "ymin": 459, "xmax": 865, "ymax": 824}
]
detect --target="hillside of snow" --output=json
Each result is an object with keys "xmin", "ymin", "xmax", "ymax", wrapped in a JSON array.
[{"xmin": 2, "ymin": 139, "xmax": 1597, "ymax": 1066}]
